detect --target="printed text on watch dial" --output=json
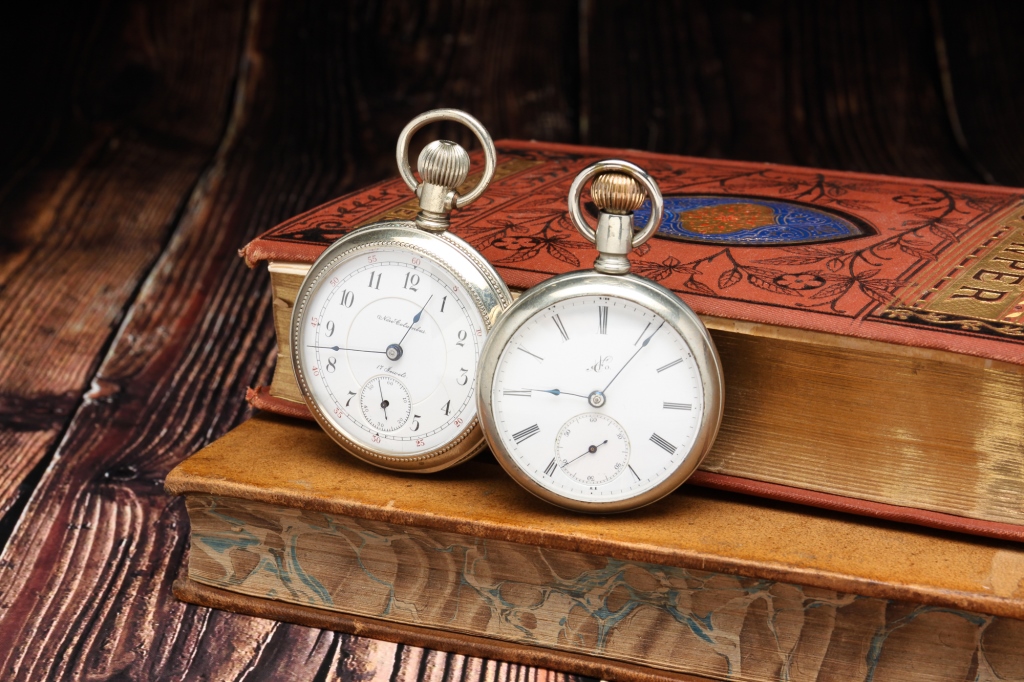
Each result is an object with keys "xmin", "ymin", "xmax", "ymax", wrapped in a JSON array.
[
  {"xmin": 491, "ymin": 295, "xmax": 703, "ymax": 502},
  {"xmin": 299, "ymin": 248, "xmax": 484, "ymax": 454}
]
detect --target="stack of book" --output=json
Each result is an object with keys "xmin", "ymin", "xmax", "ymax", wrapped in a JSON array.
[{"xmin": 170, "ymin": 141, "xmax": 1024, "ymax": 680}]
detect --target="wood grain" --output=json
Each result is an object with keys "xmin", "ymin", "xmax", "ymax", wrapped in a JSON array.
[
  {"xmin": 0, "ymin": 0, "xmax": 246, "ymax": 523},
  {"xmin": 936, "ymin": 0, "xmax": 1024, "ymax": 185},
  {"xmin": 0, "ymin": 1, "xmax": 588, "ymax": 679},
  {"xmin": 1, "ymin": 0, "xmax": 1022, "ymax": 679},
  {"xmin": 582, "ymin": 0, "xmax": 993, "ymax": 182}
]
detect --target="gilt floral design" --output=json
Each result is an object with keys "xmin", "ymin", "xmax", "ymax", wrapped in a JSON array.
[{"xmin": 257, "ymin": 146, "xmax": 1023, "ymax": 339}]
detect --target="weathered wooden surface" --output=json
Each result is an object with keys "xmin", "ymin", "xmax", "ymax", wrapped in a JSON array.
[{"xmin": 0, "ymin": 0, "xmax": 1021, "ymax": 679}]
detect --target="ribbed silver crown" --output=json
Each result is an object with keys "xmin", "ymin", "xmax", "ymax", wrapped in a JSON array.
[{"xmin": 417, "ymin": 140, "xmax": 471, "ymax": 189}]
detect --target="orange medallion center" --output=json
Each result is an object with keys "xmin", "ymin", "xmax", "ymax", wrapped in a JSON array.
[{"xmin": 678, "ymin": 202, "xmax": 776, "ymax": 235}]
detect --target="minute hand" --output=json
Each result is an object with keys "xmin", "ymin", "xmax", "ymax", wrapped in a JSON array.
[{"xmin": 601, "ymin": 321, "xmax": 665, "ymax": 394}]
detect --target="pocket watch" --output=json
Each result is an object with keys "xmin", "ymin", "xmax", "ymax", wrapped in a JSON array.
[
  {"xmin": 476, "ymin": 160, "xmax": 724, "ymax": 512},
  {"xmin": 291, "ymin": 109, "xmax": 512, "ymax": 472}
]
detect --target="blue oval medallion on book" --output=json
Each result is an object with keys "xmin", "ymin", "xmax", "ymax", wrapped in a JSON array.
[{"xmin": 635, "ymin": 195, "xmax": 871, "ymax": 246}]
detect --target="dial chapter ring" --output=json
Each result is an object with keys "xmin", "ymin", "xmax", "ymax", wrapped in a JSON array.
[{"xmin": 396, "ymin": 108, "xmax": 497, "ymax": 209}]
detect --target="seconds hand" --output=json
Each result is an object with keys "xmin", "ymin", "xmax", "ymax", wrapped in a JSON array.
[
  {"xmin": 378, "ymin": 378, "xmax": 389, "ymax": 421},
  {"xmin": 565, "ymin": 440, "xmax": 608, "ymax": 466}
]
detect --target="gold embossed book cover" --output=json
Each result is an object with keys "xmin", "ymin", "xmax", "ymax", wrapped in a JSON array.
[
  {"xmin": 244, "ymin": 141, "xmax": 1024, "ymax": 359},
  {"xmin": 240, "ymin": 141, "xmax": 1024, "ymax": 541}
]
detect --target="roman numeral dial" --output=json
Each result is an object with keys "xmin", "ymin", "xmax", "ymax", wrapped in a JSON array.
[
  {"xmin": 512, "ymin": 424, "xmax": 540, "ymax": 444},
  {"xmin": 649, "ymin": 433, "xmax": 677, "ymax": 454},
  {"xmin": 552, "ymin": 314, "xmax": 569, "ymax": 341},
  {"xmin": 488, "ymin": 294, "xmax": 707, "ymax": 508}
]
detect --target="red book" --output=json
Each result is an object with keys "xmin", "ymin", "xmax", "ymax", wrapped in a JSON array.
[{"xmin": 242, "ymin": 140, "xmax": 1024, "ymax": 541}]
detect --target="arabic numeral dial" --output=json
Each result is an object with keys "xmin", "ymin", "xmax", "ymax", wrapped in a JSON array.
[
  {"xmin": 489, "ymin": 295, "xmax": 705, "ymax": 505},
  {"xmin": 298, "ymin": 247, "xmax": 488, "ymax": 456}
]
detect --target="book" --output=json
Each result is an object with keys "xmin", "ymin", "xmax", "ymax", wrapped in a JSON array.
[
  {"xmin": 240, "ymin": 140, "xmax": 1024, "ymax": 540},
  {"xmin": 168, "ymin": 413, "xmax": 1024, "ymax": 682}
]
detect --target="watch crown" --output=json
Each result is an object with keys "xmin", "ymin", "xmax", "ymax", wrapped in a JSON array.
[
  {"xmin": 591, "ymin": 172, "xmax": 646, "ymax": 215},
  {"xmin": 418, "ymin": 140, "xmax": 471, "ymax": 190},
  {"xmin": 413, "ymin": 140, "xmax": 471, "ymax": 232}
]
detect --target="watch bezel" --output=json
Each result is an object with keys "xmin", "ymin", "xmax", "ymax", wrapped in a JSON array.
[
  {"xmin": 291, "ymin": 221, "xmax": 512, "ymax": 473},
  {"xmin": 476, "ymin": 270, "xmax": 724, "ymax": 512}
]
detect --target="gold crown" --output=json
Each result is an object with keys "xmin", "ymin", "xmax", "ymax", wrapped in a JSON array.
[{"xmin": 591, "ymin": 172, "xmax": 645, "ymax": 214}]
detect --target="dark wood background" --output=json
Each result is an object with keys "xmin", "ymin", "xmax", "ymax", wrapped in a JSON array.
[{"xmin": 0, "ymin": 1, "xmax": 1021, "ymax": 679}]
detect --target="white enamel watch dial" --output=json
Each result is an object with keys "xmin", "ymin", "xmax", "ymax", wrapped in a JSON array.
[
  {"xmin": 489, "ymin": 294, "xmax": 706, "ymax": 505},
  {"xmin": 291, "ymin": 110, "xmax": 511, "ymax": 472},
  {"xmin": 296, "ymin": 245, "xmax": 486, "ymax": 454},
  {"xmin": 477, "ymin": 160, "xmax": 723, "ymax": 512}
]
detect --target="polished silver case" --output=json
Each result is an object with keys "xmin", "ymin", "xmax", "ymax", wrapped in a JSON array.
[
  {"xmin": 292, "ymin": 221, "xmax": 512, "ymax": 473},
  {"xmin": 476, "ymin": 267, "xmax": 724, "ymax": 513}
]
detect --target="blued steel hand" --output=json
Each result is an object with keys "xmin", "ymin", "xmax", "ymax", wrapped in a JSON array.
[
  {"xmin": 525, "ymin": 388, "xmax": 590, "ymax": 399},
  {"xmin": 386, "ymin": 295, "xmax": 434, "ymax": 361},
  {"xmin": 565, "ymin": 440, "xmax": 609, "ymax": 466},
  {"xmin": 601, "ymin": 321, "xmax": 665, "ymax": 394},
  {"xmin": 307, "ymin": 345, "xmax": 386, "ymax": 354},
  {"xmin": 397, "ymin": 295, "xmax": 433, "ymax": 347}
]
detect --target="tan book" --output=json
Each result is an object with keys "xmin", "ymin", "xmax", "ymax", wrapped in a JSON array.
[
  {"xmin": 240, "ymin": 141, "xmax": 1024, "ymax": 540},
  {"xmin": 167, "ymin": 414, "xmax": 1024, "ymax": 682}
]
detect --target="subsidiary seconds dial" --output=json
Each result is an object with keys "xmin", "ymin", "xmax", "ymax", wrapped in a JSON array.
[
  {"xmin": 554, "ymin": 413, "xmax": 630, "ymax": 485},
  {"xmin": 489, "ymin": 295, "xmax": 704, "ymax": 505},
  {"xmin": 359, "ymin": 375, "xmax": 412, "ymax": 432}
]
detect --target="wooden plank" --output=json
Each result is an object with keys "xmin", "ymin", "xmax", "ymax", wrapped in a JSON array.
[
  {"xmin": 0, "ymin": 1, "xmax": 588, "ymax": 679},
  {"xmin": 936, "ymin": 0, "xmax": 1024, "ymax": 185},
  {"xmin": 3, "ymin": 0, "xmax": 1022, "ymax": 679},
  {"xmin": 0, "ymin": 0, "xmax": 247, "ymax": 524},
  {"xmin": 581, "ymin": 0, "xmax": 986, "ymax": 182}
]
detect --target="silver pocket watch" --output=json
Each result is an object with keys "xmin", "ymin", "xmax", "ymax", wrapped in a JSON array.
[
  {"xmin": 476, "ymin": 160, "xmax": 725, "ymax": 512},
  {"xmin": 291, "ymin": 110, "xmax": 513, "ymax": 472}
]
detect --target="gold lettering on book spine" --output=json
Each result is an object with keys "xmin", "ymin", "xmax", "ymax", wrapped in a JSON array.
[{"xmin": 918, "ymin": 205, "xmax": 1024, "ymax": 324}]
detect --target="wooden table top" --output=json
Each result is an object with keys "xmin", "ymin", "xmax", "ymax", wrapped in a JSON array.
[{"xmin": 1, "ymin": 1, "xmax": 1021, "ymax": 680}]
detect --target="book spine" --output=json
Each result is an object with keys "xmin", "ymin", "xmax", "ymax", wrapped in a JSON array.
[{"xmin": 251, "ymin": 262, "xmax": 1024, "ymax": 541}]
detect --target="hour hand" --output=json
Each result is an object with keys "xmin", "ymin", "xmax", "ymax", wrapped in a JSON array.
[
  {"xmin": 307, "ymin": 345, "xmax": 385, "ymax": 354},
  {"xmin": 389, "ymin": 294, "xmax": 434, "ymax": 360},
  {"xmin": 524, "ymin": 388, "xmax": 590, "ymax": 399}
]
